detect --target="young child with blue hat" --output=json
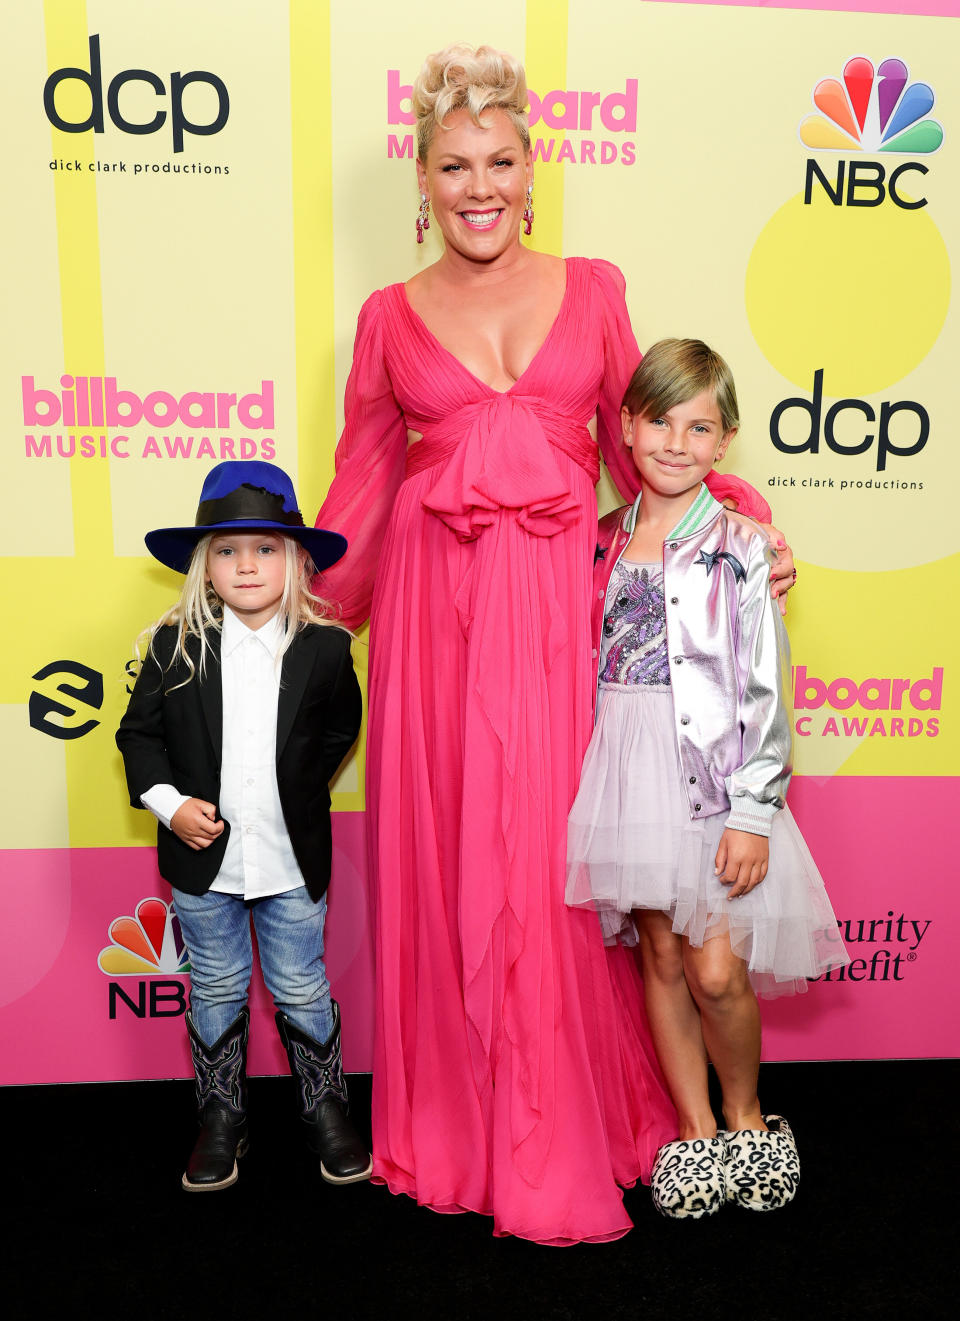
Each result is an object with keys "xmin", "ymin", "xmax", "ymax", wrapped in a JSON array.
[{"xmin": 118, "ymin": 460, "xmax": 370, "ymax": 1191}]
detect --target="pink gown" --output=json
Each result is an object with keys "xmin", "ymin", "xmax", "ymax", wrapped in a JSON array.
[{"xmin": 316, "ymin": 257, "xmax": 749, "ymax": 1244}]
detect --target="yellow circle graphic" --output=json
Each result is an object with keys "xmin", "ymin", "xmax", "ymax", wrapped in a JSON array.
[{"xmin": 746, "ymin": 189, "xmax": 950, "ymax": 397}]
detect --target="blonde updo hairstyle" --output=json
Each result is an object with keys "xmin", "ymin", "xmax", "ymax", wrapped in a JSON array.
[{"xmin": 412, "ymin": 43, "xmax": 530, "ymax": 162}]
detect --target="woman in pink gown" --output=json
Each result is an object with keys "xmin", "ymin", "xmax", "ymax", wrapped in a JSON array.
[{"xmin": 315, "ymin": 46, "xmax": 782, "ymax": 1244}]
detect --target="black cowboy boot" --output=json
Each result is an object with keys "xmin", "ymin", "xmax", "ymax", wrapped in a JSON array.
[
  {"xmin": 182, "ymin": 1007, "xmax": 249, "ymax": 1192},
  {"xmin": 275, "ymin": 1002, "xmax": 372, "ymax": 1184}
]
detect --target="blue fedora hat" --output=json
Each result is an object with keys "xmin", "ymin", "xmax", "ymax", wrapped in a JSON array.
[{"xmin": 144, "ymin": 460, "xmax": 347, "ymax": 574}]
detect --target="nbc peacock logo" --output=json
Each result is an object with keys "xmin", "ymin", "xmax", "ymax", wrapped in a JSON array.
[
  {"xmin": 98, "ymin": 897, "xmax": 190, "ymax": 977},
  {"xmin": 799, "ymin": 56, "xmax": 943, "ymax": 155}
]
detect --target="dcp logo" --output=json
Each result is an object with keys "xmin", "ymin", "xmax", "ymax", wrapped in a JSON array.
[{"xmin": 44, "ymin": 34, "xmax": 229, "ymax": 154}]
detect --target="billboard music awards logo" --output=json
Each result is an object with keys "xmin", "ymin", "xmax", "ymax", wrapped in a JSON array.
[
  {"xmin": 792, "ymin": 665, "xmax": 943, "ymax": 742},
  {"xmin": 44, "ymin": 33, "xmax": 231, "ymax": 179},
  {"xmin": 746, "ymin": 54, "xmax": 948, "ymax": 514},
  {"xmin": 21, "ymin": 375, "xmax": 277, "ymax": 462},
  {"xmin": 98, "ymin": 897, "xmax": 190, "ymax": 1020},
  {"xmin": 386, "ymin": 71, "xmax": 638, "ymax": 165}
]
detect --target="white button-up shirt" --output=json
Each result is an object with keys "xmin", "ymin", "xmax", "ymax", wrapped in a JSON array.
[{"xmin": 141, "ymin": 606, "xmax": 307, "ymax": 899}]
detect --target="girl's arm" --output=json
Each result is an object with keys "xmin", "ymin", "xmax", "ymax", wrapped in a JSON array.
[
  {"xmin": 715, "ymin": 532, "xmax": 793, "ymax": 898},
  {"xmin": 312, "ymin": 290, "xmax": 408, "ymax": 631},
  {"xmin": 724, "ymin": 531, "xmax": 794, "ymax": 835}
]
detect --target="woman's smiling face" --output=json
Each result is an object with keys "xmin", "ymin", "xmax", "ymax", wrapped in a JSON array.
[{"xmin": 416, "ymin": 108, "xmax": 532, "ymax": 263}]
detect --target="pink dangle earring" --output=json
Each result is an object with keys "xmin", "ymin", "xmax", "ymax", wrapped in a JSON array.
[
  {"xmin": 416, "ymin": 193, "xmax": 430, "ymax": 244},
  {"xmin": 522, "ymin": 184, "xmax": 534, "ymax": 236}
]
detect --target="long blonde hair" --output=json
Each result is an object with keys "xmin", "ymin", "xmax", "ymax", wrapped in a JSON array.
[{"xmin": 137, "ymin": 533, "xmax": 337, "ymax": 687}]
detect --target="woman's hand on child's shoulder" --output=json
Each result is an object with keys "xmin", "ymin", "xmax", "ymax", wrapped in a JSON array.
[
  {"xmin": 758, "ymin": 523, "xmax": 796, "ymax": 617},
  {"xmin": 715, "ymin": 828, "xmax": 769, "ymax": 899},
  {"xmin": 720, "ymin": 508, "xmax": 796, "ymax": 617},
  {"xmin": 171, "ymin": 799, "xmax": 224, "ymax": 851}
]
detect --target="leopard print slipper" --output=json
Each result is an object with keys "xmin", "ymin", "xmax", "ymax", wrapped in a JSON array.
[
  {"xmin": 720, "ymin": 1114, "xmax": 800, "ymax": 1212},
  {"xmin": 650, "ymin": 1136, "xmax": 728, "ymax": 1219}
]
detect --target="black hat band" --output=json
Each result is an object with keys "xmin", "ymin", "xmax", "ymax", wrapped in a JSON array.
[{"xmin": 195, "ymin": 482, "xmax": 305, "ymax": 529}]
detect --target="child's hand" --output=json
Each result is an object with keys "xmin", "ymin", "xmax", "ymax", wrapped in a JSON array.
[
  {"xmin": 171, "ymin": 799, "xmax": 225, "ymax": 851},
  {"xmin": 715, "ymin": 828, "xmax": 769, "ymax": 899},
  {"xmin": 758, "ymin": 524, "xmax": 796, "ymax": 617}
]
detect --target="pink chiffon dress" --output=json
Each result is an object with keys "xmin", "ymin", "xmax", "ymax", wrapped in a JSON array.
[{"xmin": 315, "ymin": 257, "xmax": 744, "ymax": 1244}]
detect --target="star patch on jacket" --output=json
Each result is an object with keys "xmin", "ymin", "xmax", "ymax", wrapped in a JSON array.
[
  {"xmin": 696, "ymin": 548, "xmax": 745, "ymax": 582},
  {"xmin": 594, "ymin": 544, "xmax": 607, "ymax": 564}
]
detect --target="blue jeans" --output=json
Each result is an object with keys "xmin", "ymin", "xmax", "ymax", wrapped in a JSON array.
[{"xmin": 172, "ymin": 886, "xmax": 334, "ymax": 1047}]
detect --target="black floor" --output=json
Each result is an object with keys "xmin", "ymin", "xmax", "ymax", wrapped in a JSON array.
[{"xmin": 9, "ymin": 1060, "xmax": 956, "ymax": 1318}]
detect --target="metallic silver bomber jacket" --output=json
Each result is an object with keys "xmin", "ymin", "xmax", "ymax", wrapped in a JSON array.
[{"xmin": 592, "ymin": 485, "xmax": 793, "ymax": 836}]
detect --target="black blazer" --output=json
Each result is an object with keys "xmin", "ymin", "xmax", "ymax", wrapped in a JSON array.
[{"xmin": 116, "ymin": 621, "xmax": 362, "ymax": 900}]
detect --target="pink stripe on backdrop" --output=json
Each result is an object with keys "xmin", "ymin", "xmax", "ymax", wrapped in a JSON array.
[
  {"xmin": 664, "ymin": 1, "xmax": 959, "ymax": 16},
  {"xmin": 0, "ymin": 814, "xmax": 373, "ymax": 1084},
  {"xmin": 761, "ymin": 775, "xmax": 955, "ymax": 1061},
  {"xmin": 0, "ymin": 781, "xmax": 954, "ymax": 1083}
]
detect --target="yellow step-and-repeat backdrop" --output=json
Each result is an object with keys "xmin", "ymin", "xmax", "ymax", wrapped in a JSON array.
[{"xmin": 1, "ymin": 0, "xmax": 956, "ymax": 1081}]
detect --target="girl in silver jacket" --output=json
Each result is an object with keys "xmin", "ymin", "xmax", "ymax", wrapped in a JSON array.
[{"xmin": 565, "ymin": 339, "xmax": 848, "ymax": 1221}]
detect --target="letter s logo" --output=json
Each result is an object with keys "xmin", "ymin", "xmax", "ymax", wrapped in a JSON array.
[{"xmin": 29, "ymin": 659, "xmax": 104, "ymax": 739}]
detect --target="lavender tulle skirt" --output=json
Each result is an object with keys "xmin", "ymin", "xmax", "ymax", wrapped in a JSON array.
[{"xmin": 565, "ymin": 684, "xmax": 849, "ymax": 997}]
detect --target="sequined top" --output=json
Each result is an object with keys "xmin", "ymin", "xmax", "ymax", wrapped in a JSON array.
[{"xmin": 599, "ymin": 560, "xmax": 670, "ymax": 686}]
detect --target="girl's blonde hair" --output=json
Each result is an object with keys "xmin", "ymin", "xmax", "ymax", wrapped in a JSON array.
[
  {"xmin": 413, "ymin": 43, "xmax": 530, "ymax": 161},
  {"xmin": 622, "ymin": 339, "xmax": 740, "ymax": 436},
  {"xmin": 137, "ymin": 533, "xmax": 336, "ymax": 687}
]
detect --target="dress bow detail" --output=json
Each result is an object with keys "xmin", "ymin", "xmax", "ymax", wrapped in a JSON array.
[{"xmin": 416, "ymin": 395, "xmax": 597, "ymax": 541}]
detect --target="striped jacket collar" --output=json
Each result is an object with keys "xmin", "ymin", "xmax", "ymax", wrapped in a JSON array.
[{"xmin": 620, "ymin": 483, "xmax": 723, "ymax": 542}]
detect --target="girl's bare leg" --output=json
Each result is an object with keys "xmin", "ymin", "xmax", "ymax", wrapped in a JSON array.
[
  {"xmin": 636, "ymin": 910, "xmax": 717, "ymax": 1140},
  {"xmin": 683, "ymin": 934, "xmax": 764, "ymax": 1132}
]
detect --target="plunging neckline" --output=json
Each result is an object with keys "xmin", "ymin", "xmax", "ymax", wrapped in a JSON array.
[{"xmin": 400, "ymin": 257, "xmax": 573, "ymax": 397}]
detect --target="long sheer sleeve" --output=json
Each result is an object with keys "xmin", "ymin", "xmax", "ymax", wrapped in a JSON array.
[
  {"xmin": 313, "ymin": 290, "xmax": 408, "ymax": 629},
  {"xmin": 593, "ymin": 258, "xmax": 644, "ymax": 501},
  {"xmin": 591, "ymin": 259, "xmax": 772, "ymax": 524}
]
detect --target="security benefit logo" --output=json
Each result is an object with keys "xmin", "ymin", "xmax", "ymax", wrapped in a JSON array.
[
  {"xmin": 813, "ymin": 912, "xmax": 932, "ymax": 985},
  {"xmin": 98, "ymin": 897, "xmax": 191, "ymax": 1020}
]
